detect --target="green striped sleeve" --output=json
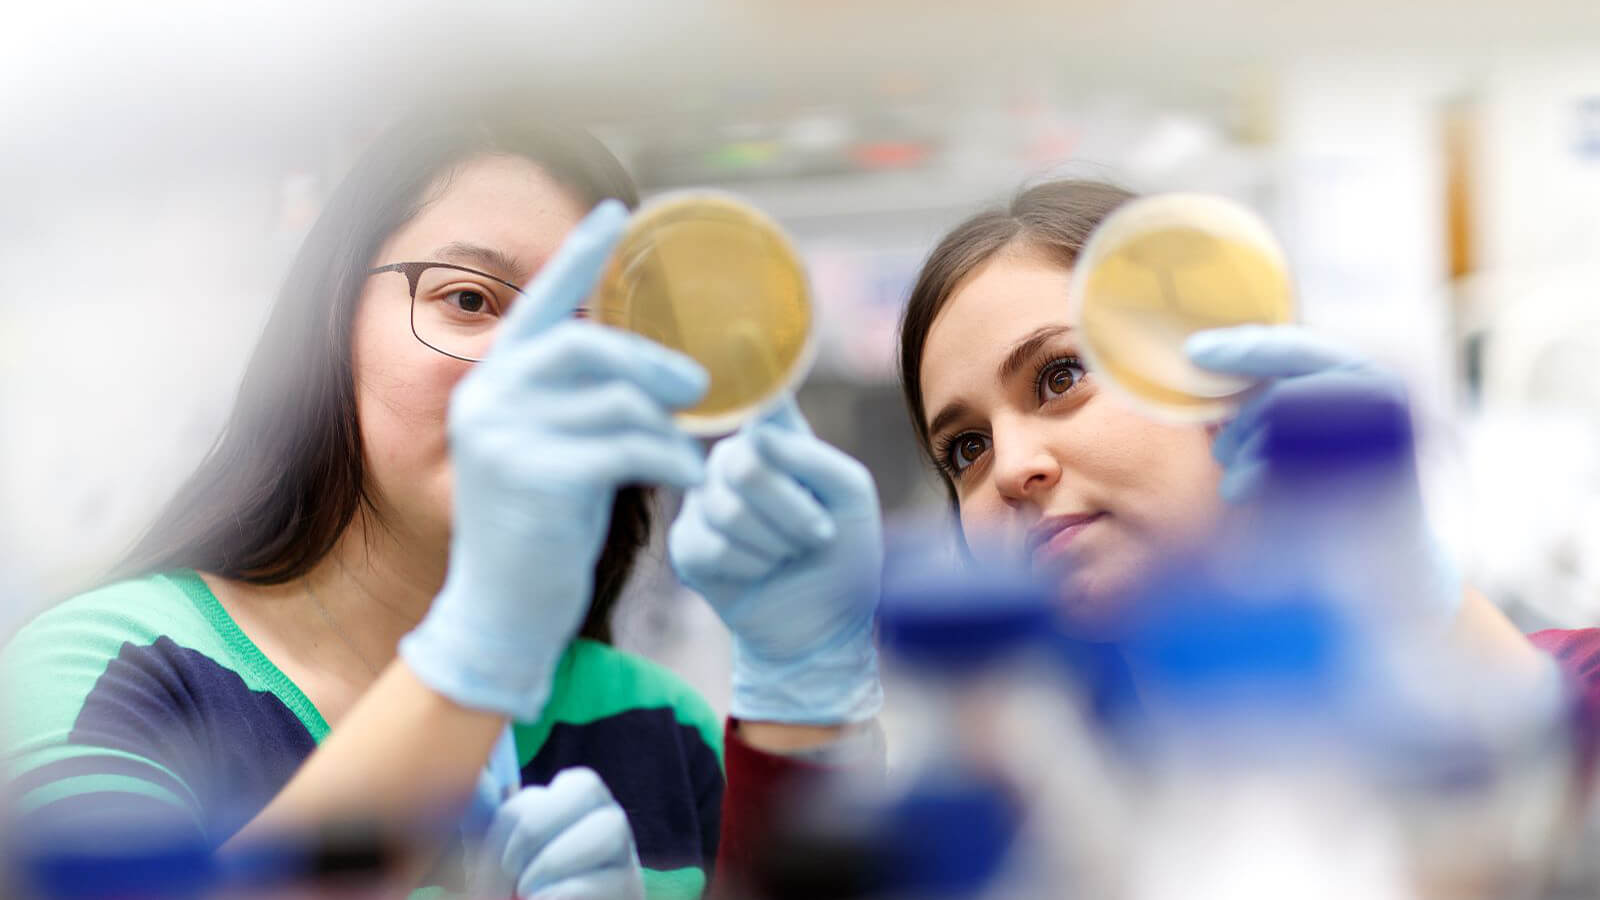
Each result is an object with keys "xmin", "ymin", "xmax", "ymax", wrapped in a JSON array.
[
  {"xmin": 516, "ymin": 639, "xmax": 724, "ymax": 768},
  {"xmin": 1, "ymin": 572, "xmax": 327, "ymax": 842}
]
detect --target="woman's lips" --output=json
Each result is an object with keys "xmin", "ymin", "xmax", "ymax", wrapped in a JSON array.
[{"xmin": 1027, "ymin": 512, "xmax": 1105, "ymax": 568}]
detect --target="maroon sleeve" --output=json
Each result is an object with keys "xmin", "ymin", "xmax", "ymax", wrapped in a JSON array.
[
  {"xmin": 709, "ymin": 720, "xmax": 829, "ymax": 899},
  {"xmin": 1529, "ymin": 628, "xmax": 1600, "ymax": 712},
  {"xmin": 1528, "ymin": 628, "xmax": 1600, "ymax": 778}
]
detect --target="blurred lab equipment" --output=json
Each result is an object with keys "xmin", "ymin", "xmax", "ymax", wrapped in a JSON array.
[
  {"xmin": 1186, "ymin": 326, "xmax": 1463, "ymax": 628},
  {"xmin": 1464, "ymin": 264, "xmax": 1600, "ymax": 628},
  {"xmin": 737, "ymin": 392, "xmax": 1585, "ymax": 900}
]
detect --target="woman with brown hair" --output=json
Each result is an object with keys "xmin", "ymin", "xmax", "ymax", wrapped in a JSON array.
[{"xmin": 676, "ymin": 180, "xmax": 1600, "ymax": 885}]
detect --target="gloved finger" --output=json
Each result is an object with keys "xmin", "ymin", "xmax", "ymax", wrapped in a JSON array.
[
  {"xmin": 1263, "ymin": 366, "xmax": 1408, "ymax": 408},
  {"xmin": 1219, "ymin": 455, "xmax": 1268, "ymax": 504},
  {"xmin": 1209, "ymin": 366, "xmax": 1402, "ymax": 468},
  {"xmin": 751, "ymin": 425, "xmax": 877, "ymax": 512},
  {"xmin": 494, "ymin": 768, "xmax": 616, "ymax": 878},
  {"xmin": 464, "ymin": 726, "xmax": 521, "ymax": 837},
  {"xmin": 531, "ymin": 381, "xmax": 677, "ymax": 436},
  {"xmin": 522, "ymin": 867, "xmax": 640, "ymax": 900},
  {"xmin": 753, "ymin": 394, "xmax": 815, "ymax": 436},
  {"xmin": 669, "ymin": 508, "xmax": 785, "ymax": 583},
  {"xmin": 515, "ymin": 806, "xmax": 636, "ymax": 898},
  {"xmin": 713, "ymin": 435, "xmax": 836, "ymax": 545},
  {"xmin": 1209, "ymin": 383, "xmax": 1270, "ymax": 468},
  {"xmin": 1210, "ymin": 405, "xmax": 1268, "ymax": 474},
  {"xmin": 492, "ymin": 200, "xmax": 629, "ymax": 346},
  {"xmin": 696, "ymin": 477, "xmax": 805, "ymax": 561},
  {"xmin": 509, "ymin": 322, "xmax": 708, "ymax": 411},
  {"xmin": 463, "ymin": 767, "xmax": 504, "ymax": 839},
  {"xmin": 1185, "ymin": 325, "xmax": 1363, "ymax": 379},
  {"xmin": 569, "ymin": 429, "xmax": 707, "ymax": 491}
]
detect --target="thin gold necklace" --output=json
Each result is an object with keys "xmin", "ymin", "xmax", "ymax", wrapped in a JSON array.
[{"xmin": 304, "ymin": 577, "xmax": 380, "ymax": 677}]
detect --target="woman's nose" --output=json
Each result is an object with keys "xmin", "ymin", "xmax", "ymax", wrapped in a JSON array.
[{"xmin": 990, "ymin": 420, "xmax": 1061, "ymax": 505}]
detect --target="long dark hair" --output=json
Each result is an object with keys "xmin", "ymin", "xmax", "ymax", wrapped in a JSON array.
[
  {"xmin": 897, "ymin": 180, "xmax": 1136, "ymax": 510},
  {"xmin": 117, "ymin": 99, "xmax": 645, "ymax": 641}
]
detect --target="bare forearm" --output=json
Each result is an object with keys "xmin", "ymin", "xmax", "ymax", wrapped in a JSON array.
[
  {"xmin": 1449, "ymin": 586, "xmax": 1547, "ymax": 678},
  {"xmin": 734, "ymin": 720, "xmax": 850, "ymax": 753}
]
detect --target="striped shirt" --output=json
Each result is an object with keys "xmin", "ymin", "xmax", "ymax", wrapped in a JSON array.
[{"xmin": 1, "ymin": 570, "xmax": 724, "ymax": 898}]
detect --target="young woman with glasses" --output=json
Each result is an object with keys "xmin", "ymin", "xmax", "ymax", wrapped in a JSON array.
[{"xmin": 2, "ymin": 102, "xmax": 734, "ymax": 899}]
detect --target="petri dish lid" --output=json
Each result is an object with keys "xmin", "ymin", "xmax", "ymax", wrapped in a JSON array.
[
  {"xmin": 593, "ymin": 191, "xmax": 816, "ymax": 435},
  {"xmin": 1070, "ymin": 193, "xmax": 1295, "ymax": 423}
]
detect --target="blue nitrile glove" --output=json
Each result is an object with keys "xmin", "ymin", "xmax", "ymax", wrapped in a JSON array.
[
  {"xmin": 464, "ymin": 727, "xmax": 522, "ymax": 836},
  {"xmin": 1185, "ymin": 324, "xmax": 1461, "ymax": 623},
  {"xmin": 668, "ymin": 397, "xmax": 884, "ymax": 724},
  {"xmin": 400, "ymin": 201, "xmax": 709, "ymax": 721},
  {"xmin": 476, "ymin": 768, "xmax": 644, "ymax": 900}
]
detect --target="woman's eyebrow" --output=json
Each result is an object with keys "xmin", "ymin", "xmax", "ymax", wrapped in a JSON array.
[
  {"xmin": 926, "ymin": 399, "xmax": 975, "ymax": 443},
  {"xmin": 431, "ymin": 242, "xmax": 530, "ymax": 284},
  {"xmin": 926, "ymin": 325, "xmax": 1075, "ymax": 439},
  {"xmin": 997, "ymin": 324, "xmax": 1074, "ymax": 383}
]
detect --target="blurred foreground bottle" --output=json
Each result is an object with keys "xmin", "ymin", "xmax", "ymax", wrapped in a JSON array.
[
  {"xmin": 746, "ymin": 391, "xmax": 1581, "ymax": 899},
  {"xmin": 744, "ymin": 548, "xmax": 1134, "ymax": 899},
  {"xmin": 1116, "ymin": 389, "xmax": 1579, "ymax": 900}
]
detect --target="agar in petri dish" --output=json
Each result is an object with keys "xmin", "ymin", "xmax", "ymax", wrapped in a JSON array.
[
  {"xmin": 1071, "ymin": 193, "xmax": 1295, "ymax": 422},
  {"xmin": 593, "ymin": 192, "xmax": 815, "ymax": 435}
]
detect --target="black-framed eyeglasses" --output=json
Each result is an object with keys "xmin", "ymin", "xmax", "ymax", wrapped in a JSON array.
[{"xmin": 367, "ymin": 261, "xmax": 524, "ymax": 363}]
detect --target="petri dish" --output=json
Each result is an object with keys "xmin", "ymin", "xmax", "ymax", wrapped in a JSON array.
[
  {"xmin": 1070, "ymin": 193, "xmax": 1296, "ymax": 422},
  {"xmin": 593, "ymin": 192, "xmax": 816, "ymax": 435}
]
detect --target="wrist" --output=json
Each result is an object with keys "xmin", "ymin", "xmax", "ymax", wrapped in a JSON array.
[
  {"xmin": 736, "ymin": 718, "xmax": 887, "ymax": 771},
  {"xmin": 735, "ymin": 720, "xmax": 851, "ymax": 751},
  {"xmin": 400, "ymin": 582, "xmax": 571, "ymax": 721},
  {"xmin": 729, "ymin": 623, "xmax": 882, "ymax": 724}
]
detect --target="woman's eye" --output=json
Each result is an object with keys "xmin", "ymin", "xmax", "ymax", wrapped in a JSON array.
[
  {"xmin": 444, "ymin": 288, "xmax": 497, "ymax": 316},
  {"xmin": 947, "ymin": 433, "xmax": 990, "ymax": 473},
  {"xmin": 1037, "ymin": 358, "xmax": 1086, "ymax": 403}
]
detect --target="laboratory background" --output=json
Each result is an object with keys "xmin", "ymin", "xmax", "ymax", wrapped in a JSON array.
[{"xmin": 3, "ymin": 1, "xmax": 1600, "ymax": 894}]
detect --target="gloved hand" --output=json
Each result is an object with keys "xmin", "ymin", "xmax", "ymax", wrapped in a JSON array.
[
  {"xmin": 1185, "ymin": 324, "xmax": 1406, "ymax": 502},
  {"xmin": 401, "ymin": 201, "xmax": 709, "ymax": 721},
  {"xmin": 669, "ymin": 397, "xmax": 883, "ymax": 724},
  {"xmin": 463, "ymin": 726, "xmax": 523, "ymax": 837},
  {"xmin": 477, "ymin": 767, "xmax": 644, "ymax": 900},
  {"xmin": 1185, "ymin": 324, "xmax": 1461, "ymax": 623}
]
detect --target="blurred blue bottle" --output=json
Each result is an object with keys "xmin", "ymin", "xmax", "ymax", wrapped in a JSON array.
[
  {"xmin": 873, "ymin": 559, "xmax": 1045, "ymax": 897},
  {"xmin": 1116, "ymin": 586, "xmax": 1416, "ymax": 900},
  {"xmin": 1113, "ymin": 389, "xmax": 1579, "ymax": 899},
  {"xmin": 868, "ymin": 547, "xmax": 1141, "ymax": 899},
  {"xmin": 742, "ymin": 540, "xmax": 1138, "ymax": 899},
  {"xmin": 1215, "ymin": 386, "xmax": 1460, "ymax": 636}
]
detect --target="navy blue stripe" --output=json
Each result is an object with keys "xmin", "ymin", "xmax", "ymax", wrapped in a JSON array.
[
  {"xmin": 12, "ymin": 753, "xmax": 195, "ymax": 812},
  {"xmin": 68, "ymin": 637, "xmax": 317, "ymax": 846},
  {"xmin": 522, "ymin": 707, "xmax": 723, "ymax": 873}
]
